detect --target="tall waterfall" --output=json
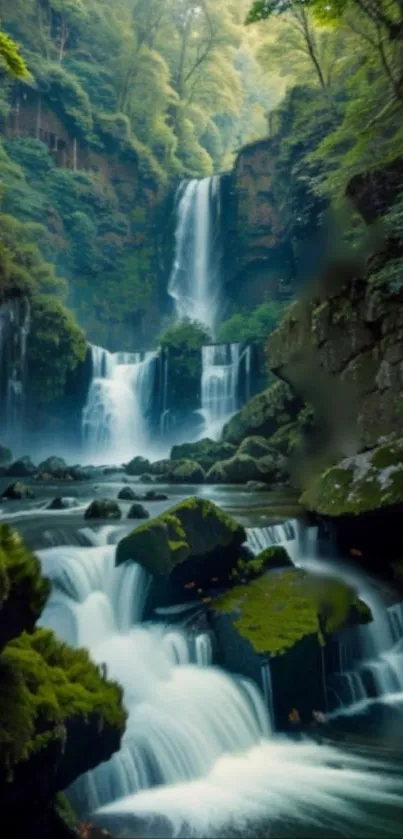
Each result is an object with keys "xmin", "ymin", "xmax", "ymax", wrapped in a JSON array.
[
  {"xmin": 168, "ymin": 177, "xmax": 222, "ymax": 335},
  {"xmin": 0, "ymin": 298, "xmax": 30, "ymax": 451},
  {"xmin": 37, "ymin": 526, "xmax": 403, "ymax": 837},
  {"xmin": 82, "ymin": 345, "xmax": 158, "ymax": 465},
  {"xmin": 200, "ymin": 343, "xmax": 241, "ymax": 440}
]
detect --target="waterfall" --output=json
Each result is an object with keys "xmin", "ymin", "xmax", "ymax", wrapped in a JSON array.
[
  {"xmin": 246, "ymin": 520, "xmax": 403, "ymax": 720},
  {"xmin": 37, "ymin": 525, "xmax": 403, "ymax": 836},
  {"xmin": 0, "ymin": 298, "xmax": 30, "ymax": 451},
  {"xmin": 168, "ymin": 177, "xmax": 222, "ymax": 335},
  {"xmin": 82, "ymin": 344, "xmax": 158, "ymax": 465},
  {"xmin": 200, "ymin": 343, "xmax": 241, "ymax": 440}
]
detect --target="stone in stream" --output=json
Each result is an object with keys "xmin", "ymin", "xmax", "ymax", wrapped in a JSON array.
[
  {"xmin": 169, "ymin": 460, "xmax": 206, "ymax": 484},
  {"xmin": 118, "ymin": 486, "xmax": 141, "ymax": 501},
  {"xmin": 47, "ymin": 497, "xmax": 79, "ymax": 510},
  {"xmin": 124, "ymin": 456, "xmax": 151, "ymax": 476},
  {"xmin": 1, "ymin": 482, "xmax": 35, "ymax": 500},
  {"xmin": 139, "ymin": 473, "xmax": 154, "ymax": 484},
  {"xmin": 7, "ymin": 456, "xmax": 36, "ymax": 477},
  {"xmin": 144, "ymin": 490, "xmax": 168, "ymax": 501},
  {"xmin": 127, "ymin": 502, "xmax": 150, "ymax": 520},
  {"xmin": 84, "ymin": 499, "xmax": 122, "ymax": 520}
]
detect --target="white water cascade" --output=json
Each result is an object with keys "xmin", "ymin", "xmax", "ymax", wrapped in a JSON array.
[
  {"xmin": 37, "ymin": 526, "xmax": 403, "ymax": 837},
  {"xmin": 82, "ymin": 345, "xmax": 157, "ymax": 465},
  {"xmin": 168, "ymin": 177, "xmax": 222, "ymax": 335},
  {"xmin": 200, "ymin": 343, "xmax": 241, "ymax": 440},
  {"xmin": 246, "ymin": 520, "xmax": 403, "ymax": 720}
]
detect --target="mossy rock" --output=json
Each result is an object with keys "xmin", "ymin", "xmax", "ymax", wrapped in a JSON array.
[
  {"xmin": 118, "ymin": 486, "xmax": 141, "ymax": 501},
  {"xmin": 169, "ymin": 460, "xmax": 206, "ymax": 484},
  {"xmin": 116, "ymin": 497, "xmax": 245, "ymax": 576},
  {"xmin": 7, "ymin": 457, "xmax": 36, "ymax": 477},
  {"xmin": 124, "ymin": 456, "xmax": 151, "ymax": 476},
  {"xmin": 206, "ymin": 453, "xmax": 287, "ymax": 485},
  {"xmin": 170, "ymin": 439, "xmax": 236, "ymax": 471},
  {"xmin": 213, "ymin": 568, "xmax": 371, "ymax": 656},
  {"xmin": 0, "ymin": 525, "xmax": 50, "ymax": 651},
  {"xmin": 0, "ymin": 627, "xmax": 126, "ymax": 780},
  {"xmin": 149, "ymin": 459, "xmax": 174, "ymax": 478},
  {"xmin": 2, "ymin": 482, "xmax": 35, "ymax": 500},
  {"xmin": 222, "ymin": 381, "xmax": 302, "ymax": 446},
  {"xmin": 84, "ymin": 499, "xmax": 122, "ymax": 520},
  {"xmin": 301, "ymin": 438, "xmax": 403, "ymax": 516},
  {"xmin": 237, "ymin": 436, "xmax": 275, "ymax": 459},
  {"xmin": 37, "ymin": 457, "xmax": 68, "ymax": 476},
  {"xmin": 127, "ymin": 503, "xmax": 149, "ymax": 520}
]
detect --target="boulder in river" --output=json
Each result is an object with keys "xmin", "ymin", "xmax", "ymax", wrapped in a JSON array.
[
  {"xmin": 237, "ymin": 436, "xmax": 276, "ymax": 459},
  {"xmin": 144, "ymin": 490, "xmax": 169, "ymax": 501},
  {"xmin": 1, "ymin": 482, "xmax": 35, "ymax": 500},
  {"xmin": 125, "ymin": 456, "xmax": 151, "ymax": 476},
  {"xmin": 139, "ymin": 473, "xmax": 154, "ymax": 484},
  {"xmin": 169, "ymin": 459, "xmax": 206, "ymax": 484},
  {"xmin": 222, "ymin": 381, "xmax": 302, "ymax": 447},
  {"xmin": 7, "ymin": 456, "xmax": 36, "ymax": 477},
  {"xmin": 116, "ymin": 497, "xmax": 245, "ymax": 577},
  {"xmin": 47, "ymin": 497, "xmax": 79, "ymax": 510},
  {"xmin": 170, "ymin": 439, "xmax": 237, "ymax": 472},
  {"xmin": 84, "ymin": 499, "xmax": 122, "ymax": 520},
  {"xmin": 118, "ymin": 486, "xmax": 141, "ymax": 501},
  {"xmin": 206, "ymin": 453, "xmax": 286, "ymax": 485},
  {"xmin": 38, "ymin": 456, "xmax": 68, "ymax": 475},
  {"xmin": 127, "ymin": 503, "xmax": 150, "ymax": 520},
  {"xmin": 149, "ymin": 459, "xmax": 174, "ymax": 478}
]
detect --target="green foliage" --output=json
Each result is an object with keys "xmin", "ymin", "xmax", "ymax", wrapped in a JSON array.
[
  {"xmin": 0, "ymin": 627, "xmax": 126, "ymax": 777},
  {"xmin": 27, "ymin": 295, "xmax": 87, "ymax": 404},
  {"xmin": 0, "ymin": 524, "xmax": 50, "ymax": 638},
  {"xmin": 0, "ymin": 24, "xmax": 29, "ymax": 78},
  {"xmin": 159, "ymin": 318, "xmax": 211, "ymax": 352},
  {"xmin": 217, "ymin": 300, "xmax": 286, "ymax": 342}
]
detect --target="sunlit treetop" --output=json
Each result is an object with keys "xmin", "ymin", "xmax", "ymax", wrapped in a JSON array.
[{"xmin": 0, "ymin": 26, "xmax": 30, "ymax": 78}]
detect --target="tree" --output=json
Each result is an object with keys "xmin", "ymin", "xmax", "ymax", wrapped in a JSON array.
[{"xmin": 0, "ymin": 24, "xmax": 29, "ymax": 77}]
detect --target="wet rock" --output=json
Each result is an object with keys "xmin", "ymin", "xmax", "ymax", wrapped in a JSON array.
[
  {"xmin": 149, "ymin": 459, "xmax": 174, "ymax": 478},
  {"xmin": 125, "ymin": 456, "xmax": 151, "ymax": 476},
  {"xmin": 38, "ymin": 456, "xmax": 68, "ymax": 476},
  {"xmin": 0, "ymin": 445, "xmax": 12, "ymax": 466},
  {"xmin": 127, "ymin": 503, "xmax": 150, "ymax": 520},
  {"xmin": 47, "ymin": 497, "xmax": 79, "ymax": 510},
  {"xmin": 170, "ymin": 439, "xmax": 237, "ymax": 472},
  {"xmin": 139, "ymin": 473, "xmax": 154, "ymax": 484},
  {"xmin": 246, "ymin": 480, "xmax": 270, "ymax": 492},
  {"xmin": 144, "ymin": 490, "xmax": 168, "ymax": 501},
  {"xmin": 237, "ymin": 436, "xmax": 275, "ymax": 459},
  {"xmin": 169, "ymin": 460, "xmax": 206, "ymax": 484},
  {"xmin": 116, "ymin": 497, "xmax": 245, "ymax": 576},
  {"xmin": 84, "ymin": 499, "xmax": 122, "ymax": 520},
  {"xmin": 206, "ymin": 453, "xmax": 286, "ymax": 485},
  {"xmin": 7, "ymin": 456, "xmax": 36, "ymax": 477},
  {"xmin": 2, "ymin": 482, "xmax": 35, "ymax": 500},
  {"xmin": 222, "ymin": 382, "xmax": 302, "ymax": 446},
  {"xmin": 117, "ymin": 486, "xmax": 141, "ymax": 501}
]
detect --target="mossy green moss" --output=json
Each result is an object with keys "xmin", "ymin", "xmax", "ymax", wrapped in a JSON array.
[
  {"xmin": 169, "ymin": 460, "xmax": 206, "ymax": 484},
  {"xmin": 0, "ymin": 525, "xmax": 50, "ymax": 648},
  {"xmin": 214, "ymin": 569, "xmax": 371, "ymax": 656},
  {"xmin": 231, "ymin": 546, "xmax": 292, "ymax": 582},
  {"xmin": 0, "ymin": 628, "xmax": 126, "ymax": 779},
  {"xmin": 116, "ymin": 497, "xmax": 245, "ymax": 575},
  {"xmin": 301, "ymin": 439, "xmax": 403, "ymax": 516}
]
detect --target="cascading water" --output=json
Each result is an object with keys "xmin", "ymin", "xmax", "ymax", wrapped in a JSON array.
[
  {"xmin": 37, "ymin": 525, "xmax": 403, "ymax": 837},
  {"xmin": 168, "ymin": 177, "xmax": 222, "ymax": 335},
  {"xmin": 200, "ymin": 343, "xmax": 241, "ymax": 440},
  {"xmin": 246, "ymin": 520, "xmax": 403, "ymax": 720},
  {"xmin": 82, "ymin": 344, "xmax": 158, "ymax": 465},
  {"xmin": 0, "ymin": 298, "xmax": 30, "ymax": 451}
]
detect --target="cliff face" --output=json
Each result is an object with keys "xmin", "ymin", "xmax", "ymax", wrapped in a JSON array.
[{"xmin": 267, "ymin": 161, "xmax": 403, "ymax": 455}]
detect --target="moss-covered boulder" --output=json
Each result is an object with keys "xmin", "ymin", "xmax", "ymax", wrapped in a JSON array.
[
  {"xmin": 144, "ymin": 490, "xmax": 168, "ymax": 501},
  {"xmin": 169, "ymin": 460, "xmax": 206, "ymax": 484},
  {"xmin": 170, "ymin": 438, "xmax": 237, "ymax": 471},
  {"xmin": 222, "ymin": 381, "xmax": 302, "ymax": 446},
  {"xmin": 84, "ymin": 499, "xmax": 122, "ymax": 520},
  {"xmin": 237, "ymin": 436, "xmax": 274, "ymax": 458},
  {"xmin": 0, "ymin": 525, "xmax": 50, "ymax": 651},
  {"xmin": 116, "ymin": 497, "xmax": 245, "ymax": 577},
  {"xmin": 139, "ymin": 473, "xmax": 154, "ymax": 484},
  {"xmin": 0, "ymin": 445, "xmax": 12, "ymax": 466},
  {"xmin": 118, "ymin": 486, "xmax": 141, "ymax": 501},
  {"xmin": 214, "ymin": 567, "xmax": 371, "ymax": 657},
  {"xmin": 124, "ymin": 456, "xmax": 151, "ymax": 476},
  {"xmin": 127, "ymin": 503, "xmax": 149, "ymax": 520},
  {"xmin": 7, "ymin": 457, "xmax": 36, "ymax": 477},
  {"xmin": 37, "ymin": 457, "xmax": 68, "ymax": 476},
  {"xmin": 2, "ymin": 482, "xmax": 35, "ymax": 500},
  {"xmin": 0, "ymin": 628, "xmax": 126, "ymax": 829},
  {"xmin": 301, "ymin": 438, "xmax": 403, "ymax": 517},
  {"xmin": 149, "ymin": 459, "xmax": 174, "ymax": 478},
  {"xmin": 206, "ymin": 453, "xmax": 287, "ymax": 485}
]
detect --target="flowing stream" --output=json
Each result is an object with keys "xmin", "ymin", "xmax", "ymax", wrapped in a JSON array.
[{"xmin": 35, "ymin": 519, "xmax": 403, "ymax": 838}]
